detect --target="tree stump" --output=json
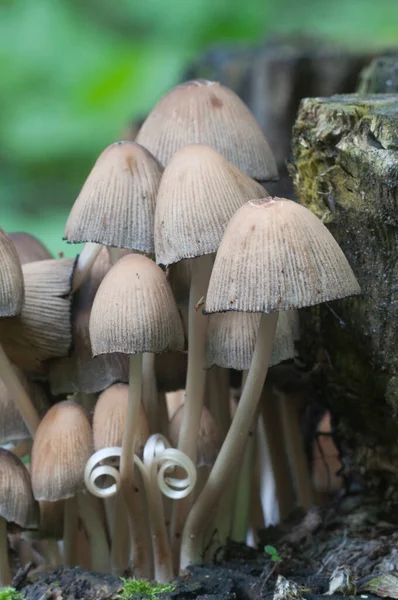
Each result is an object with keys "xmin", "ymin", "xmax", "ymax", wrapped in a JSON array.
[{"xmin": 290, "ymin": 94, "xmax": 398, "ymax": 491}]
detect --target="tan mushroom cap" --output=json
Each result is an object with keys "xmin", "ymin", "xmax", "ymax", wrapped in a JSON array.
[
  {"xmin": 0, "ymin": 259, "xmax": 74, "ymax": 375},
  {"xmin": 0, "ymin": 228, "xmax": 24, "ymax": 317},
  {"xmin": 0, "ymin": 366, "xmax": 49, "ymax": 444},
  {"xmin": 31, "ymin": 401, "xmax": 93, "ymax": 501},
  {"xmin": 9, "ymin": 232, "xmax": 52, "ymax": 264},
  {"xmin": 155, "ymin": 144, "xmax": 266, "ymax": 266},
  {"xmin": 64, "ymin": 141, "xmax": 163, "ymax": 253},
  {"xmin": 0, "ymin": 448, "xmax": 38, "ymax": 527},
  {"xmin": 136, "ymin": 80, "xmax": 278, "ymax": 181},
  {"xmin": 49, "ymin": 247, "xmax": 129, "ymax": 394},
  {"xmin": 206, "ymin": 197, "xmax": 361, "ymax": 313},
  {"xmin": 206, "ymin": 311, "xmax": 298, "ymax": 371},
  {"xmin": 169, "ymin": 404, "xmax": 221, "ymax": 468},
  {"xmin": 90, "ymin": 254, "xmax": 184, "ymax": 356},
  {"xmin": 93, "ymin": 383, "xmax": 149, "ymax": 457}
]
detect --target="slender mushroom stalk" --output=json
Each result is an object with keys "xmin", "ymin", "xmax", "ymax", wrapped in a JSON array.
[
  {"xmin": 72, "ymin": 243, "xmax": 102, "ymax": 292},
  {"xmin": 63, "ymin": 496, "xmax": 79, "ymax": 566},
  {"xmin": 181, "ymin": 312, "xmax": 278, "ymax": 568},
  {"xmin": 142, "ymin": 352, "xmax": 160, "ymax": 434},
  {"xmin": 0, "ymin": 516, "xmax": 12, "ymax": 586},
  {"xmin": 77, "ymin": 493, "xmax": 110, "ymax": 573}
]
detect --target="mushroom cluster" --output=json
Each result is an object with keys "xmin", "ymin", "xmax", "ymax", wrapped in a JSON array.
[{"xmin": 0, "ymin": 80, "xmax": 360, "ymax": 585}]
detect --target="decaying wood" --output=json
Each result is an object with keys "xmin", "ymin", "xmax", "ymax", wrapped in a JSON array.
[{"xmin": 290, "ymin": 94, "xmax": 398, "ymax": 491}]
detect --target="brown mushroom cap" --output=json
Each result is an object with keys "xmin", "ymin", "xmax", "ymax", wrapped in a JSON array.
[
  {"xmin": 0, "ymin": 448, "xmax": 38, "ymax": 527},
  {"xmin": 93, "ymin": 383, "xmax": 149, "ymax": 457},
  {"xmin": 155, "ymin": 144, "xmax": 266, "ymax": 266},
  {"xmin": 169, "ymin": 404, "xmax": 221, "ymax": 468},
  {"xmin": 31, "ymin": 400, "xmax": 93, "ymax": 501},
  {"xmin": 0, "ymin": 259, "xmax": 74, "ymax": 374},
  {"xmin": 136, "ymin": 80, "xmax": 278, "ymax": 181},
  {"xmin": 9, "ymin": 232, "xmax": 52, "ymax": 264},
  {"xmin": 206, "ymin": 310, "xmax": 298, "ymax": 371},
  {"xmin": 0, "ymin": 228, "xmax": 24, "ymax": 317},
  {"xmin": 90, "ymin": 254, "xmax": 184, "ymax": 356},
  {"xmin": 206, "ymin": 197, "xmax": 361, "ymax": 313},
  {"xmin": 64, "ymin": 141, "xmax": 163, "ymax": 253}
]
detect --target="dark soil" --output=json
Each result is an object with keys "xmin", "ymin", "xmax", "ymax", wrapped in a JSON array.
[{"xmin": 15, "ymin": 494, "xmax": 398, "ymax": 600}]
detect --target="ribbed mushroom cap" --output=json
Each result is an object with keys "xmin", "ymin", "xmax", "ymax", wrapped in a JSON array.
[
  {"xmin": 136, "ymin": 80, "xmax": 278, "ymax": 181},
  {"xmin": 169, "ymin": 404, "xmax": 221, "ymax": 468},
  {"xmin": 206, "ymin": 310, "xmax": 298, "ymax": 371},
  {"xmin": 49, "ymin": 248, "xmax": 129, "ymax": 394},
  {"xmin": 90, "ymin": 254, "xmax": 184, "ymax": 356},
  {"xmin": 64, "ymin": 141, "xmax": 163, "ymax": 253},
  {"xmin": 93, "ymin": 383, "xmax": 149, "ymax": 457},
  {"xmin": 0, "ymin": 228, "xmax": 24, "ymax": 317},
  {"xmin": 0, "ymin": 448, "xmax": 38, "ymax": 527},
  {"xmin": 9, "ymin": 232, "xmax": 52, "ymax": 264},
  {"xmin": 31, "ymin": 400, "xmax": 93, "ymax": 501},
  {"xmin": 0, "ymin": 366, "xmax": 49, "ymax": 444},
  {"xmin": 0, "ymin": 259, "xmax": 74, "ymax": 374},
  {"xmin": 206, "ymin": 197, "xmax": 361, "ymax": 313},
  {"xmin": 155, "ymin": 144, "xmax": 266, "ymax": 266}
]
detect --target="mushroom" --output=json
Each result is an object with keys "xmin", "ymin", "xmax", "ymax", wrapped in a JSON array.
[
  {"xmin": 9, "ymin": 232, "xmax": 52, "ymax": 264},
  {"xmin": 154, "ymin": 144, "xmax": 268, "ymax": 555},
  {"xmin": 0, "ymin": 258, "xmax": 74, "ymax": 375},
  {"xmin": 31, "ymin": 400, "xmax": 110, "ymax": 572},
  {"xmin": 136, "ymin": 79, "xmax": 278, "ymax": 181},
  {"xmin": 0, "ymin": 228, "xmax": 40, "ymax": 436},
  {"xmin": 65, "ymin": 141, "xmax": 163, "ymax": 289},
  {"xmin": 0, "ymin": 448, "xmax": 38, "ymax": 586},
  {"xmin": 90, "ymin": 253, "xmax": 184, "ymax": 580},
  {"xmin": 180, "ymin": 197, "xmax": 360, "ymax": 570}
]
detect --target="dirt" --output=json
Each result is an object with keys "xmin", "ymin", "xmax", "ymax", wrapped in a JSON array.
[{"xmin": 13, "ymin": 493, "xmax": 398, "ymax": 600}]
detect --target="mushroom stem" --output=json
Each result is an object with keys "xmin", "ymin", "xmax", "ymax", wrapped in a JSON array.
[
  {"xmin": 142, "ymin": 353, "xmax": 159, "ymax": 434},
  {"xmin": 11, "ymin": 440, "xmax": 32, "ymax": 459},
  {"xmin": 180, "ymin": 312, "xmax": 278, "ymax": 570},
  {"xmin": 120, "ymin": 353, "xmax": 150, "ymax": 578},
  {"xmin": 231, "ymin": 411, "xmax": 257, "ymax": 542},
  {"xmin": 109, "ymin": 492, "xmax": 130, "ymax": 575},
  {"xmin": 63, "ymin": 496, "xmax": 78, "ymax": 566},
  {"xmin": 77, "ymin": 493, "xmax": 110, "ymax": 573},
  {"xmin": 0, "ymin": 343, "xmax": 40, "ymax": 437},
  {"xmin": 278, "ymin": 391, "xmax": 313, "ymax": 510},
  {"xmin": 0, "ymin": 516, "xmax": 12, "ymax": 586},
  {"xmin": 72, "ymin": 242, "xmax": 102, "ymax": 292},
  {"xmin": 171, "ymin": 254, "xmax": 213, "ymax": 562}
]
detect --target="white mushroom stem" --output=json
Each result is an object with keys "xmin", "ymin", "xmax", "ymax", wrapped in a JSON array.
[
  {"xmin": 120, "ymin": 353, "xmax": 150, "ymax": 578},
  {"xmin": 171, "ymin": 254, "xmax": 213, "ymax": 562},
  {"xmin": 108, "ymin": 492, "xmax": 130, "ymax": 575},
  {"xmin": 278, "ymin": 391, "xmax": 314, "ymax": 510},
  {"xmin": 142, "ymin": 353, "xmax": 159, "ymax": 434},
  {"xmin": 63, "ymin": 496, "xmax": 78, "ymax": 566},
  {"xmin": 0, "ymin": 516, "xmax": 12, "ymax": 586},
  {"xmin": 77, "ymin": 493, "xmax": 110, "ymax": 573},
  {"xmin": 180, "ymin": 312, "xmax": 278, "ymax": 570},
  {"xmin": 0, "ymin": 344, "xmax": 40, "ymax": 437},
  {"xmin": 71, "ymin": 242, "xmax": 102, "ymax": 292}
]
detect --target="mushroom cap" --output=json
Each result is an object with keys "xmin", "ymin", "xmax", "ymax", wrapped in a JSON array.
[
  {"xmin": 93, "ymin": 383, "xmax": 149, "ymax": 457},
  {"xmin": 169, "ymin": 404, "xmax": 221, "ymax": 468},
  {"xmin": 90, "ymin": 254, "xmax": 184, "ymax": 356},
  {"xmin": 31, "ymin": 400, "xmax": 93, "ymax": 501},
  {"xmin": 0, "ymin": 448, "xmax": 38, "ymax": 527},
  {"xmin": 9, "ymin": 232, "xmax": 52, "ymax": 264},
  {"xmin": 155, "ymin": 144, "xmax": 266, "ymax": 266},
  {"xmin": 0, "ymin": 228, "xmax": 24, "ymax": 317},
  {"xmin": 64, "ymin": 141, "xmax": 163, "ymax": 253},
  {"xmin": 206, "ymin": 310, "xmax": 298, "ymax": 371},
  {"xmin": 136, "ymin": 80, "xmax": 278, "ymax": 181},
  {"xmin": 0, "ymin": 259, "xmax": 74, "ymax": 374},
  {"xmin": 0, "ymin": 366, "xmax": 49, "ymax": 444},
  {"xmin": 206, "ymin": 197, "xmax": 361, "ymax": 313},
  {"xmin": 49, "ymin": 248, "xmax": 129, "ymax": 394}
]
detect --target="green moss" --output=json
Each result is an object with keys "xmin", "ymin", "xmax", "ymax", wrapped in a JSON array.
[
  {"xmin": 117, "ymin": 578, "xmax": 175, "ymax": 600},
  {"xmin": 0, "ymin": 588, "xmax": 23, "ymax": 600}
]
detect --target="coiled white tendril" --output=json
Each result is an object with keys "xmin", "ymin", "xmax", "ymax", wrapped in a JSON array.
[{"xmin": 84, "ymin": 434, "xmax": 196, "ymax": 500}]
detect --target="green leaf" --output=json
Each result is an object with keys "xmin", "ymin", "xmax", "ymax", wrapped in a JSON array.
[{"xmin": 264, "ymin": 545, "xmax": 278, "ymax": 556}]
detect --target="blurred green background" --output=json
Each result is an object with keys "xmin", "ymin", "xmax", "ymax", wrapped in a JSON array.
[{"xmin": 1, "ymin": 0, "xmax": 397, "ymax": 258}]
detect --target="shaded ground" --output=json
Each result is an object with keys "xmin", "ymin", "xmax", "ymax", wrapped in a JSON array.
[{"xmin": 14, "ymin": 494, "xmax": 398, "ymax": 600}]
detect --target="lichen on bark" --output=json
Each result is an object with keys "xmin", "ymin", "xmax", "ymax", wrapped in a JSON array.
[{"xmin": 290, "ymin": 94, "xmax": 398, "ymax": 490}]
